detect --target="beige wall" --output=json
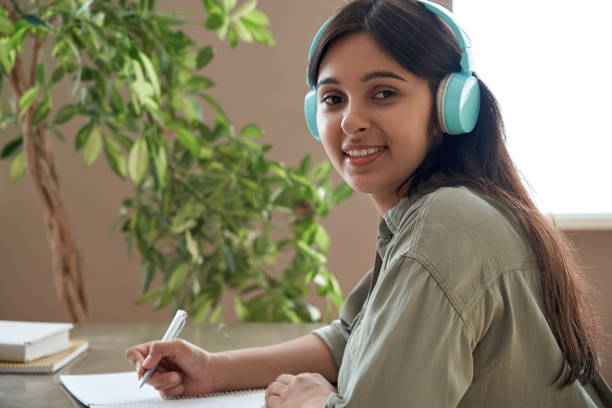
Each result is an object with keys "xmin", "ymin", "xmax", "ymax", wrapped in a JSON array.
[{"xmin": 0, "ymin": 0, "xmax": 609, "ymax": 382}]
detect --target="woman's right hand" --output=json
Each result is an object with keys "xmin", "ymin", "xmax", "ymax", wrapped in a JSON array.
[{"xmin": 125, "ymin": 339, "xmax": 216, "ymax": 398}]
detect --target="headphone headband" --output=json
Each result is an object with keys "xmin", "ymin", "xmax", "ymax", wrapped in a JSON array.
[
  {"xmin": 418, "ymin": 0, "xmax": 474, "ymax": 74},
  {"xmin": 306, "ymin": 15, "xmax": 334, "ymax": 88}
]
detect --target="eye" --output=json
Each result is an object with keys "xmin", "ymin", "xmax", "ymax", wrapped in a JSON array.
[
  {"xmin": 321, "ymin": 94, "xmax": 343, "ymax": 105},
  {"xmin": 373, "ymin": 89, "xmax": 396, "ymax": 100}
]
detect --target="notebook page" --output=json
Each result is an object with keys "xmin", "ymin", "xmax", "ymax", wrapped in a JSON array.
[
  {"xmin": 60, "ymin": 372, "xmax": 160, "ymax": 405},
  {"xmin": 59, "ymin": 371, "xmax": 265, "ymax": 408}
]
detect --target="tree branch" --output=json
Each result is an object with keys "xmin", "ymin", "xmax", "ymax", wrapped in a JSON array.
[{"xmin": 30, "ymin": 36, "xmax": 42, "ymax": 87}]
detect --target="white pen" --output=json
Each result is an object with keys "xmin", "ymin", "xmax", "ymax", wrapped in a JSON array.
[{"xmin": 139, "ymin": 309, "xmax": 187, "ymax": 388}]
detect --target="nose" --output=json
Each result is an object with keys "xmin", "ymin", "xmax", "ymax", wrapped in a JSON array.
[{"xmin": 341, "ymin": 101, "xmax": 370, "ymax": 136}]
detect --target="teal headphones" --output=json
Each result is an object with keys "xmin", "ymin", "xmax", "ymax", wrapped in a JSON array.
[{"xmin": 304, "ymin": 0, "xmax": 480, "ymax": 141}]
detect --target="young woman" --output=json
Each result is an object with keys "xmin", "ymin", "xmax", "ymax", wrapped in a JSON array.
[{"xmin": 125, "ymin": 1, "xmax": 612, "ymax": 406}]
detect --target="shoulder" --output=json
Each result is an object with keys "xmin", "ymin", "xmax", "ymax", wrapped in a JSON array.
[
  {"xmin": 387, "ymin": 186, "xmax": 534, "ymax": 306},
  {"xmin": 396, "ymin": 185, "xmax": 531, "ymax": 261}
]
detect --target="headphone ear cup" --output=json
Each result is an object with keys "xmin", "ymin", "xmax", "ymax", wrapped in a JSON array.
[
  {"xmin": 304, "ymin": 89, "xmax": 320, "ymax": 141},
  {"xmin": 436, "ymin": 73, "xmax": 480, "ymax": 135}
]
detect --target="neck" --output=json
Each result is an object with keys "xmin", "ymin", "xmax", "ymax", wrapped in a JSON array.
[{"xmin": 369, "ymin": 182, "xmax": 412, "ymax": 216}]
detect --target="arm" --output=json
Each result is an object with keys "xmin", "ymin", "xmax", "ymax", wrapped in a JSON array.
[
  {"xmin": 125, "ymin": 332, "xmax": 338, "ymax": 397},
  {"xmin": 212, "ymin": 333, "xmax": 338, "ymax": 391}
]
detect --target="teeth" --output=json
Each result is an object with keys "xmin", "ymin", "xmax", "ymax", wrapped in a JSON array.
[{"xmin": 345, "ymin": 147, "xmax": 382, "ymax": 157}]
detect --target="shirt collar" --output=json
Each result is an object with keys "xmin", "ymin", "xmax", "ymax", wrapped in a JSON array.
[{"xmin": 378, "ymin": 175, "xmax": 448, "ymax": 238}]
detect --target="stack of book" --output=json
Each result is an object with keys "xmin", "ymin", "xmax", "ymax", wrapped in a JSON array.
[{"xmin": 0, "ymin": 320, "xmax": 88, "ymax": 374}]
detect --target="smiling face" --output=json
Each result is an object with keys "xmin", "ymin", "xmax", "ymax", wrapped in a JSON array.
[{"xmin": 316, "ymin": 33, "xmax": 434, "ymax": 215}]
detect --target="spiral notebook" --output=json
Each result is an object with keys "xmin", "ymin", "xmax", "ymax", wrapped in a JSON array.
[{"xmin": 59, "ymin": 371, "xmax": 265, "ymax": 407}]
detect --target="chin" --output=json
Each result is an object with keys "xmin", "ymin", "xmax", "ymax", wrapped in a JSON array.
[{"xmin": 345, "ymin": 179, "xmax": 380, "ymax": 195}]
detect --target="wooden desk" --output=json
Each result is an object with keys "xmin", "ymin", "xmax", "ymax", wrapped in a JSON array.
[{"xmin": 0, "ymin": 323, "xmax": 321, "ymax": 407}]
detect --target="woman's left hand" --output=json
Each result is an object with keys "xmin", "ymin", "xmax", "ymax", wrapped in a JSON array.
[{"xmin": 265, "ymin": 372, "xmax": 337, "ymax": 408}]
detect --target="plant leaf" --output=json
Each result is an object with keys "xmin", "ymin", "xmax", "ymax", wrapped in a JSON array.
[
  {"xmin": 175, "ymin": 128, "xmax": 200, "ymax": 156},
  {"xmin": 196, "ymin": 46, "xmax": 214, "ymax": 69},
  {"xmin": 36, "ymin": 63, "xmax": 45, "ymax": 85},
  {"xmin": 18, "ymin": 86, "xmax": 39, "ymax": 120},
  {"xmin": 315, "ymin": 224, "xmax": 331, "ymax": 253},
  {"xmin": 306, "ymin": 303, "xmax": 322, "ymax": 322},
  {"xmin": 10, "ymin": 151, "xmax": 27, "ymax": 181},
  {"xmin": 185, "ymin": 76, "xmax": 214, "ymax": 93},
  {"xmin": 75, "ymin": 0, "xmax": 93, "ymax": 17},
  {"xmin": 32, "ymin": 97, "xmax": 51, "ymax": 126},
  {"xmin": 138, "ymin": 52, "xmax": 160, "ymax": 98},
  {"xmin": 50, "ymin": 66, "xmax": 64, "ymax": 85},
  {"xmin": 242, "ymin": 9, "xmax": 269, "ymax": 26},
  {"xmin": 103, "ymin": 135, "xmax": 127, "ymax": 178},
  {"xmin": 296, "ymin": 240, "xmax": 327, "ymax": 263},
  {"xmin": 153, "ymin": 146, "xmax": 167, "ymax": 188},
  {"xmin": 233, "ymin": 0, "xmax": 257, "ymax": 19},
  {"xmin": 23, "ymin": 14, "xmax": 48, "ymax": 28},
  {"xmin": 242, "ymin": 19, "xmax": 275, "ymax": 45},
  {"xmin": 129, "ymin": 137, "xmax": 149, "ymax": 185},
  {"xmin": 202, "ymin": 0, "xmax": 223, "ymax": 15},
  {"xmin": 240, "ymin": 123, "xmax": 263, "ymax": 138},
  {"xmin": 191, "ymin": 294, "xmax": 213, "ymax": 322},
  {"xmin": 0, "ymin": 14, "xmax": 15, "ymax": 35},
  {"xmin": 75, "ymin": 121, "xmax": 94, "ymax": 151},
  {"xmin": 205, "ymin": 13, "xmax": 224, "ymax": 30},
  {"xmin": 234, "ymin": 296, "xmax": 248, "ymax": 320},
  {"xmin": 209, "ymin": 304, "xmax": 224, "ymax": 323},
  {"xmin": 83, "ymin": 126, "xmax": 102, "ymax": 166},
  {"xmin": 109, "ymin": 84, "xmax": 127, "ymax": 114},
  {"xmin": 54, "ymin": 104, "xmax": 80, "ymax": 124},
  {"xmin": 331, "ymin": 182, "xmax": 354, "ymax": 204},
  {"xmin": 232, "ymin": 18, "xmax": 252, "ymax": 42},
  {"xmin": 228, "ymin": 26, "xmax": 238, "ymax": 47},
  {"xmin": 185, "ymin": 230, "xmax": 200, "ymax": 262},
  {"xmin": 167, "ymin": 263, "xmax": 189, "ymax": 295},
  {"xmin": 136, "ymin": 287, "xmax": 161, "ymax": 304},
  {"xmin": 222, "ymin": 0, "xmax": 237, "ymax": 12},
  {"xmin": 1, "ymin": 137, "xmax": 22, "ymax": 159}
]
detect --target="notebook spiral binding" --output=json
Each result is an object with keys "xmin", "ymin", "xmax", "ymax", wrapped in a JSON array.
[
  {"xmin": 174, "ymin": 388, "xmax": 262, "ymax": 399},
  {"xmin": 103, "ymin": 388, "xmax": 264, "ymax": 407}
]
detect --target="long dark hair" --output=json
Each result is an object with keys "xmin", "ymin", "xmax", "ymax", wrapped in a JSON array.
[{"xmin": 307, "ymin": 0, "xmax": 600, "ymax": 387}]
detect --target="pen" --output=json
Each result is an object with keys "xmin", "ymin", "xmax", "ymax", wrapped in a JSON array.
[{"xmin": 139, "ymin": 309, "xmax": 187, "ymax": 388}]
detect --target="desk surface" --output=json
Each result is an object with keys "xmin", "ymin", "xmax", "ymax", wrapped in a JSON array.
[{"xmin": 0, "ymin": 323, "xmax": 321, "ymax": 407}]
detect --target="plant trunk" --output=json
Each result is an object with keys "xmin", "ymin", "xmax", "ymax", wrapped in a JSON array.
[{"xmin": 22, "ymin": 110, "xmax": 89, "ymax": 323}]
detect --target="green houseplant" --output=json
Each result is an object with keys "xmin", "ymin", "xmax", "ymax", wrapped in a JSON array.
[{"xmin": 0, "ymin": 0, "xmax": 352, "ymax": 323}]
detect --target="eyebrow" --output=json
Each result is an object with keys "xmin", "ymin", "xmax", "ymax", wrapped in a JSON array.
[{"xmin": 316, "ymin": 70, "xmax": 407, "ymax": 88}]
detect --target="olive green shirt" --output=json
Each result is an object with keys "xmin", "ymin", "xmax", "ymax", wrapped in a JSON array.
[{"xmin": 313, "ymin": 182, "xmax": 612, "ymax": 407}]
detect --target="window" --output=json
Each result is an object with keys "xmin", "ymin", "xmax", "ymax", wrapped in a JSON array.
[{"xmin": 454, "ymin": 1, "xmax": 612, "ymax": 229}]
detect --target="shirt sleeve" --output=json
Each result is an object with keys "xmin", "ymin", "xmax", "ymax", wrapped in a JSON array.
[
  {"xmin": 326, "ymin": 254, "xmax": 474, "ymax": 407},
  {"xmin": 312, "ymin": 266, "xmax": 374, "ymax": 369},
  {"xmin": 312, "ymin": 319, "xmax": 351, "ymax": 369}
]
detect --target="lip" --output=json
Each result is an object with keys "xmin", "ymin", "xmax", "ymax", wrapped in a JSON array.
[{"xmin": 343, "ymin": 147, "xmax": 386, "ymax": 166}]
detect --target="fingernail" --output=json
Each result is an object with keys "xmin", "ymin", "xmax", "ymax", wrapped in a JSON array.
[
  {"xmin": 169, "ymin": 373, "xmax": 178, "ymax": 382},
  {"xmin": 143, "ymin": 355, "xmax": 152, "ymax": 366}
]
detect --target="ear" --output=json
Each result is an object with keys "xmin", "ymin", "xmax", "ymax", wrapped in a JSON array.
[{"xmin": 304, "ymin": 89, "xmax": 320, "ymax": 141}]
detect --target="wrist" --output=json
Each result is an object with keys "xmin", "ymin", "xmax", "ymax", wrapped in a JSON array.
[
  {"xmin": 304, "ymin": 395, "xmax": 330, "ymax": 408},
  {"xmin": 207, "ymin": 351, "xmax": 232, "ymax": 393}
]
